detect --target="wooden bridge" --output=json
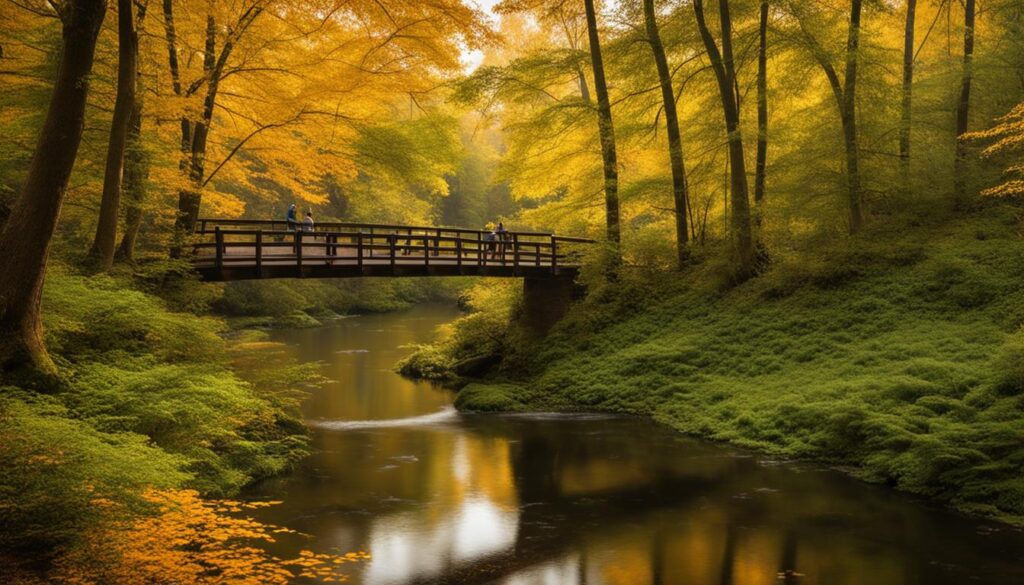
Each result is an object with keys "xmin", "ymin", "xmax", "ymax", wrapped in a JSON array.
[{"xmin": 191, "ymin": 218, "xmax": 594, "ymax": 282}]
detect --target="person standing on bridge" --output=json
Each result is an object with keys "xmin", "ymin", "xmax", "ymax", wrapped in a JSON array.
[
  {"xmin": 484, "ymin": 226, "xmax": 498, "ymax": 261},
  {"xmin": 302, "ymin": 211, "xmax": 314, "ymax": 233},
  {"xmin": 496, "ymin": 222, "xmax": 508, "ymax": 262},
  {"xmin": 286, "ymin": 204, "xmax": 297, "ymax": 231}
]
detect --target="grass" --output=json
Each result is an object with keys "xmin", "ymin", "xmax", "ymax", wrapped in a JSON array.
[{"xmin": 415, "ymin": 203, "xmax": 1024, "ymax": 523}]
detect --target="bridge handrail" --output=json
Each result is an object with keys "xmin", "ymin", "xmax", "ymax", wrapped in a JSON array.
[
  {"xmin": 194, "ymin": 217, "xmax": 595, "ymax": 242},
  {"xmin": 190, "ymin": 218, "xmax": 594, "ymax": 279},
  {"xmin": 193, "ymin": 228, "xmax": 588, "ymax": 246}
]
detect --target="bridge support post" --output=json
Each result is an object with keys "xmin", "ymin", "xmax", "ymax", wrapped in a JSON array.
[{"xmin": 522, "ymin": 275, "xmax": 577, "ymax": 335}]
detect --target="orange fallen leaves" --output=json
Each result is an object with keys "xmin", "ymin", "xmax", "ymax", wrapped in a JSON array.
[{"xmin": 48, "ymin": 489, "xmax": 369, "ymax": 584}]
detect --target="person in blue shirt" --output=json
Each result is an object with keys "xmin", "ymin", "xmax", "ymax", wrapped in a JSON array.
[
  {"xmin": 484, "ymin": 229, "xmax": 498, "ymax": 260},
  {"xmin": 286, "ymin": 204, "xmax": 297, "ymax": 231}
]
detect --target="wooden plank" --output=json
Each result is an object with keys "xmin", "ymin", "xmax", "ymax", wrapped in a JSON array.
[
  {"xmin": 356, "ymin": 232, "xmax": 363, "ymax": 268},
  {"xmin": 215, "ymin": 227, "xmax": 224, "ymax": 276},
  {"xmin": 551, "ymin": 236, "xmax": 557, "ymax": 274},
  {"xmin": 255, "ymin": 229, "xmax": 263, "ymax": 276},
  {"xmin": 390, "ymin": 234, "xmax": 396, "ymax": 270},
  {"xmin": 513, "ymin": 233, "xmax": 520, "ymax": 270}
]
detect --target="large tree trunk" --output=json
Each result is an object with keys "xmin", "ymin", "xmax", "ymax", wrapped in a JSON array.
[
  {"xmin": 842, "ymin": 0, "xmax": 864, "ymax": 233},
  {"xmin": 754, "ymin": 0, "xmax": 768, "ymax": 207},
  {"xmin": 116, "ymin": 1, "xmax": 150, "ymax": 262},
  {"xmin": 693, "ymin": 0, "xmax": 755, "ymax": 277},
  {"xmin": 643, "ymin": 0, "xmax": 690, "ymax": 268},
  {"xmin": 583, "ymin": 0, "xmax": 621, "ymax": 261},
  {"xmin": 0, "ymin": 0, "xmax": 108, "ymax": 382},
  {"xmin": 899, "ymin": 0, "xmax": 916, "ymax": 193},
  {"xmin": 116, "ymin": 96, "xmax": 147, "ymax": 261},
  {"xmin": 953, "ymin": 0, "xmax": 976, "ymax": 208},
  {"xmin": 88, "ymin": 0, "xmax": 137, "ymax": 271}
]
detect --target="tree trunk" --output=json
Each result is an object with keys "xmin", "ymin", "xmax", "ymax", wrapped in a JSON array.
[
  {"xmin": 0, "ymin": 0, "xmax": 107, "ymax": 382},
  {"xmin": 116, "ymin": 1, "xmax": 150, "ymax": 262},
  {"xmin": 643, "ymin": 0, "xmax": 690, "ymax": 268},
  {"xmin": 162, "ymin": 0, "xmax": 191, "ymax": 258},
  {"xmin": 953, "ymin": 0, "xmax": 975, "ymax": 208},
  {"xmin": 161, "ymin": 0, "xmax": 191, "ymax": 163},
  {"xmin": 842, "ymin": 0, "xmax": 864, "ymax": 233},
  {"xmin": 583, "ymin": 0, "xmax": 621, "ymax": 261},
  {"xmin": 116, "ymin": 96, "xmax": 147, "ymax": 261},
  {"xmin": 172, "ymin": 13, "xmax": 218, "ymax": 253},
  {"xmin": 899, "ymin": 0, "xmax": 916, "ymax": 193},
  {"xmin": 170, "ymin": 5, "xmax": 261, "ymax": 253},
  {"xmin": 754, "ymin": 0, "xmax": 768, "ymax": 207},
  {"xmin": 576, "ymin": 68, "xmax": 592, "ymax": 102},
  {"xmin": 88, "ymin": 0, "xmax": 137, "ymax": 271},
  {"xmin": 693, "ymin": 0, "xmax": 755, "ymax": 277}
]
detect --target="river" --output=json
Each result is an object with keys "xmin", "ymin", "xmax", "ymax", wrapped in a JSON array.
[{"xmin": 247, "ymin": 303, "xmax": 1024, "ymax": 585}]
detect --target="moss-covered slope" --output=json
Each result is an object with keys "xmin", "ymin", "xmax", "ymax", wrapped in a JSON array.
[{"xmin": 429, "ymin": 206, "xmax": 1024, "ymax": 522}]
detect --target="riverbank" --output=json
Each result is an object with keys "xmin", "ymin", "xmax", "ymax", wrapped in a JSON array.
[
  {"xmin": 0, "ymin": 261, "xmax": 324, "ymax": 575},
  {"xmin": 215, "ymin": 275, "xmax": 470, "ymax": 329},
  {"xmin": 401, "ymin": 203, "xmax": 1024, "ymax": 525},
  {"xmin": 1, "ymin": 256, "xmax": 472, "ymax": 580}
]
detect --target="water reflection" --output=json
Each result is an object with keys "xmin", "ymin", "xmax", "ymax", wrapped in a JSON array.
[{"xmin": 247, "ymin": 304, "xmax": 1024, "ymax": 585}]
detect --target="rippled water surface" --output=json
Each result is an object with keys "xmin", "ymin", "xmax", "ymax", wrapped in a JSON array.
[{"xmin": 247, "ymin": 303, "xmax": 1024, "ymax": 585}]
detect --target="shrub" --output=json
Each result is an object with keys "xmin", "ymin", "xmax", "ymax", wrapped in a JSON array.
[{"xmin": 0, "ymin": 393, "xmax": 186, "ymax": 555}]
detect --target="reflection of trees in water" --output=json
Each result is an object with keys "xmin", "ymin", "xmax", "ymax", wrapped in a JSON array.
[
  {"xmin": 254, "ymin": 414, "xmax": 1024, "ymax": 585},
  {"xmin": 453, "ymin": 417, "xmax": 1023, "ymax": 585}
]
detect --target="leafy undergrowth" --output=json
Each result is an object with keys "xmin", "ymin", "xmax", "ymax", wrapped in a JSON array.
[
  {"xmin": 424, "ymin": 205, "xmax": 1024, "ymax": 523},
  {"xmin": 1, "ymin": 264, "xmax": 317, "ymax": 566},
  {"xmin": 2, "ymin": 489, "xmax": 369, "ymax": 584}
]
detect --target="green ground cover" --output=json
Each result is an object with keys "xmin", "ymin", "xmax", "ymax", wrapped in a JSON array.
[
  {"xmin": 1, "ymin": 264, "xmax": 316, "ymax": 556},
  {"xmin": 402, "ymin": 204, "xmax": 1024, "ymax": 523}
]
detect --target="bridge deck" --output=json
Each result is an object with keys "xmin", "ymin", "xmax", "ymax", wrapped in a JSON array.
[{"xmin": 191, "ymin": 219, "xmax": 593, "ymax": 282}]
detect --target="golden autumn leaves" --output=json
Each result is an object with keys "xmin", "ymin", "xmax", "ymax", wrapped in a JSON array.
[{"xmin": 47, "ymin": 490, "xmax": 369, "ymax": 584}]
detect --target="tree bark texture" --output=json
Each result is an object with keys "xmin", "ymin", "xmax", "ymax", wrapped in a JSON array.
[
  {"xmin": 88, "ymin": 0, "xmax": 137, "ymax": 271},
  {"xmin": 171, "ymin": 4, "xmax": 263, "ymax": 252},
  {"xmin": 842, "ymin": 0, "xmax": 863, "ymax": 233},
  {"xmin": 116, "ymin": 96, "xmax": 148, "ymax": 261},
  {"xmin": 953, "ymin": 0, "xmax": 975, "ymax": 208},
  {"xmin": 899, "ymin": 0, "xmax": 916, "ymax": 193},
  {"xmin": 0, "ymin": 0, "xmax": 108, "ymax": 381},
  {"xmin": 116, "ymin": 1, "xmax": 150, "ymax": 261},
  {"xmin": 643, "ymin": 0, "xmax": 691, "ymax": 268},
  {"xmin": 693, "ymin": 0, "xmax": 755, "ymax": 276},
  {"xmin": 754, "ymin": 0, "xmax": 769, "ymax": 206},
  {"xmin": 583, "ymin": 0, "xmax": 622, "ymax": 257}
]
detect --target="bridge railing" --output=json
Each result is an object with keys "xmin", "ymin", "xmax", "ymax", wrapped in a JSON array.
[{"xmin": 191, "ymin": 219, "xmax": 594, "ymax": 275}]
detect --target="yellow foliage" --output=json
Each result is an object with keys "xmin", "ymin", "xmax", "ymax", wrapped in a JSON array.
[
  {"xmin": 969, "ymin": 102, "xmax": 1024, "ymax": 198},
  {"xmin": 48, "ymin": 490, "xmax": 369, "ymax": 585}
]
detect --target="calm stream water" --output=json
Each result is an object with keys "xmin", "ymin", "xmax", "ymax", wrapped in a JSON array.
[{"xmin": 248, "ymin": 303, "xmax": 1024, "ymax": 585}]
